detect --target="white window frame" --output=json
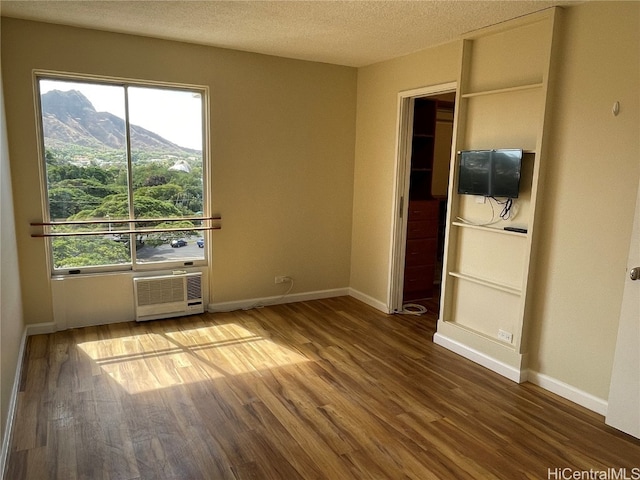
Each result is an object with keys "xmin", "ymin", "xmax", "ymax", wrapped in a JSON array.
[{"xmin": 33, "ymin": 71, "xmax": 212, "ymax": 276}]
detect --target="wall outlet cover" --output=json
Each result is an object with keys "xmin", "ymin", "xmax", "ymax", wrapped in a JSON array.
[{"xmin": 498, "ymin": 329, "xmax": 513, "ymax": 343}]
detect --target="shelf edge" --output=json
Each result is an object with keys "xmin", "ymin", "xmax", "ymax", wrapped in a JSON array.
[
  {"xmin": 461, "ymin": 82, "xmax": 544, "ymax": 98},
  {"xmin": 448, "ymin": 271, "xmax": 522, "ymax": 295}
]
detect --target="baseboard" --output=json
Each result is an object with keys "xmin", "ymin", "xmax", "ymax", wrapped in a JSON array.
[
  {"xmin": 0, "ymin": 329, "xmax": 27, "ymax": 478},
  {"xmin": 526, "ymin": 370, "xmax": 608, "ymax": 416},
  {"xmin": 433, "ymin": 332, "xmax": 525, "ymax": 383},
  {"xmin": 25, "ymin": 321, "xmax": 57, "ymax": 336},
  {"xmin": 348, "ymin": 288, "xmax": 390, "ymax": 313},
  {"xmin": 433, "ymin": 331, "xmax": 608, "ymax": 415},
  {"xmin": 208, "ymin": 287, "xmax": 350, "ymax": 313}
]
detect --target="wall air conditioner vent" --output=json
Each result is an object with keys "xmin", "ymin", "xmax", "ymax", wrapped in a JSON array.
[{"xmin": 133, "ymin": 272, "xmax": 204, "ymax": 322}]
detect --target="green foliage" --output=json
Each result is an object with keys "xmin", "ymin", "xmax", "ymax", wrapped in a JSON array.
[
  {"xmin": 45, "ymin": 145, "xmax": 126, "ymax": 166},
  {"xmin": 143, "ymin": 174, "xmax": 168, "ymax": 186},
  {"xmin": 70, "ymin": 193, "xmax": 184, "ymax": 220},
  {"xmin": 51, "ymin": 237, "xmax": 129, "ymax": 268},
  {"xmin": 56, "ymin": 178, "xmax": 123, "ymax": 198},
  {"xmin": 47, "ymin": 162, "xmax": 120, "ymax": 185},
  {"xmin": 48, "ymin": 187, "xmax": 102, "ymax": 219},
  {"xmin": 45, "ymin": 145, "xmax": 204, "ymax": 269},
  {"xmin": 136, "ymin": 184, "xmax": 183, "ymax": 202}
]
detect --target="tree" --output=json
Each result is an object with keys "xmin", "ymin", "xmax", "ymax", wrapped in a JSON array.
[
  {"xmin": 43, "ymin": 142, "xmax": 204, "ymax": 268},
  {"xmin": 69, "ymin": 193, "xmax": 196, "ymax": 248},
  {"xmin": 48, "ymin": 187, "xmax": 101, "ymax": 219},
  {"xmin": 52, "ymin": 236, "xmax": 129, "ymax": 268}
]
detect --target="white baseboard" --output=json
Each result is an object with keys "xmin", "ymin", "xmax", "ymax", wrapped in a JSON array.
[
  {"xmin": 348, "ymin": 288, "xmax": 390, "ymax": 313},
  {"xmin": 208, "ymin": 287, "xmax": 350, "ymax": 313},
  {"xmin": 433, "ymin": 332, "xmax": 525, "ymax": 383},
  {"xmin": 434, "ymin": 331, "xmax": 608, "ymax": 415},
  {"xmin": 25, "ymin": 321, "xmax": 57, "ymax": 336},
  {"xmin": 526, "ymin": 370, "xmax": 608, "ymax": 416},
  {"xmin": 0, "ymin": 329, "xmax": 27, "ymax": 478}
]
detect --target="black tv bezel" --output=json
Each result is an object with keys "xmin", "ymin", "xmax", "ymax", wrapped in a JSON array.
[{"xmin": 457, "ymin": 148, "xmax": 523, "ymax": 198}]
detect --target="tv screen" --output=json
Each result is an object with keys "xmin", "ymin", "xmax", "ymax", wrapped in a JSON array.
[{"xmin": 457, "ymin": 149, "xmax": 522, "ymax": 198}]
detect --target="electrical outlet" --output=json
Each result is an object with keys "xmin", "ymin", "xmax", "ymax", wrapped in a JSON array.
[
  {"xmin": 475, "ymin": 195, "xmax": 486, "ymax": 204},
  {"xmin": 498, "ymin": 329, "xmax": 513, "ymax": 343},
  {"xmin": 274, "ymin": 275, "xmax": 291, "ymax": 284}
]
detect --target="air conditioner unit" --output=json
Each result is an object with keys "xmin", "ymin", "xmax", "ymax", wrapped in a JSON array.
[{"xmin": 133, "ymin": 272, "xmax": 204, "ymax": 322}]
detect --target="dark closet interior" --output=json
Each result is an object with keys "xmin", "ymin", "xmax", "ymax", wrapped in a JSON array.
[{"xmin": 402, "ymin": 94, "xmax": 455, "ymax": 308}]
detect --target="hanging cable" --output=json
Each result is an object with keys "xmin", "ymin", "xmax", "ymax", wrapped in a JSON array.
[{"xmin": 491, "ymin": 197, "xmax": 514, "ymax": 220}]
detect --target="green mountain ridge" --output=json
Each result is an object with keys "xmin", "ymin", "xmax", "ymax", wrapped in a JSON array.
[{"xmin": 41, "ymin": 89, "xmax": 200, "ymax": 155}]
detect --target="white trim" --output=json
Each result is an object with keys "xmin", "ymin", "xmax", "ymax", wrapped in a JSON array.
[
  {"xmin": 527, "ymin": 370, "xmax": 608, "ymax": 416},
  {"xmin": 433, "ymin": 332, "xmax": 525, "ymax": 383},
  {"xmin": 208, "ymin": 288, "xmax": 349, "ymax": 313},
  {"xmin": 26, "ymin": 322, "xmax": 57, "ymax": 336},
  {"xmin": 33, "ymin": 70, "xmax": 211, "ymax": 276},
  {"xmin": 0, "ymin": 330, "xmax": 27, "ymax": 477},
  {"xmin": 398, "ymin": 82, "xmax": 458, "ymax": 99},
  {"xmin": 348, "ymin": 288, "xmax": 390, "ymax": 314},
  {"xmin": 434, "ymin": 330, "xmax": 609, "ymax": 415}
]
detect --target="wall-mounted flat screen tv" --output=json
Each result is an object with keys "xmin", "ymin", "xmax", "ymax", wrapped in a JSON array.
[{"xmin": 457, "ymin": 149, "xmax": 523, "ymax": 198}]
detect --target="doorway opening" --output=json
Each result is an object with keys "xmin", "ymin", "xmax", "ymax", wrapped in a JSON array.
[{"xmin": 389, "ymin": 85, "xmax": 456, "ymax": 315}]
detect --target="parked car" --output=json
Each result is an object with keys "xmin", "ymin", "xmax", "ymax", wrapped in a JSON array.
[
  {"xmin": 196, "ymin": 238, "xmax": 204, "ymax": 248},
  {"xmin": 171, "ymin": 239, "xmax": 187, "ymax": 248}
]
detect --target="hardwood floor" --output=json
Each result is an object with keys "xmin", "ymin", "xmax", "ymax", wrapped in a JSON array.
[{"xmin": 6, "ymin": 296, "xmax": 640, "ymax": 479}]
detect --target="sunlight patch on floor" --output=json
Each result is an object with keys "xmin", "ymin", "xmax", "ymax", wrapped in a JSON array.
[{"xmin": 78, "ymin": 323, "xmax": 308, "ymax": 394}]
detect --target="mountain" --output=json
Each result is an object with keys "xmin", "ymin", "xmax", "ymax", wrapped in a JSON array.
[{"xmin": 41, "ymin": 90, "xmax": 199, "ymax": 154}]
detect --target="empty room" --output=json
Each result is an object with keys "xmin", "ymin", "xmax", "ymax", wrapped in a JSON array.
[{"xmin": 1, "ymin": 1, "xmax": 640, "ymax": 478}]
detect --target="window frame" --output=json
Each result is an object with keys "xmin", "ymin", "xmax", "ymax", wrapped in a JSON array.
[{"xmin": 33, "ymin": 71, "xmax": 212, "ymax": 276}]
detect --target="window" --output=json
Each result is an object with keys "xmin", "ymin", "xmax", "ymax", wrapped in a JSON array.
[{"xmin": 36, "ymin": 74, "xmax": 211, "ymax": 274}]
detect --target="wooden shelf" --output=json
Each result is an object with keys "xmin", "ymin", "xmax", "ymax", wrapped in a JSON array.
[{"xmin": 448, "ymin": 271, "xmax": 522, "ymax": 296}]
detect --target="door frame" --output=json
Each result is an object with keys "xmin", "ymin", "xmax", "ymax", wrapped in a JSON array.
[{"xmin": 388, "ymin": 82, "xmax": 457, "ymax": 314}]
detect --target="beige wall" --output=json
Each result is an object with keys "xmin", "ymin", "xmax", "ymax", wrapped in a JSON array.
[
  {"xmin": 351, "ymin": 2, "xmax": 639, "ymax": 401},
  {"xmin": 350, "ymin": 43, "xmax": 461, "ymax": 305},
  {"xmin": 527, "ymin": 2, "xmax": 640, "ymax": 399},
  {"xmin": 0, "ymin": 59, "xmax": 25, "ymax": 446},
  {"xmin": 1, "ymin": 18, "xmax": 357, "ymax": 324},
  {"xmin": 1, "ymin": 0, "xmax": 638, "ymax": 418}
]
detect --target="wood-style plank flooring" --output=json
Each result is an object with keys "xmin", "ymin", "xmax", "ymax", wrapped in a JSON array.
[{"xmin": 6, "ymin": 296, "xmax": 640, "ymax": 479}]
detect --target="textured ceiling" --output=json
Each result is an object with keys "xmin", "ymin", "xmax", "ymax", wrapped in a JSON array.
[{"xmin": 0, "ymin": 0, "xmax": 575, "ymax": 67}]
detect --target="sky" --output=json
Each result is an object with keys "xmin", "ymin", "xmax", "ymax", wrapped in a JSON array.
[{"xmin": 39, "ymin": 79, "xmax": 204, "ymax": 150}]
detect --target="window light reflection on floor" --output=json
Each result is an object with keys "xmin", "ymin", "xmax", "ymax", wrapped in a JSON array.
[{"xmin": 78, "ymin": 323, "xmax": 308, "ymax": 394}]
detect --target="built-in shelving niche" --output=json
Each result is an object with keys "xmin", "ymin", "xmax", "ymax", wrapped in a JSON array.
[{"xmin": 435, "ymin": 8, "xmax": 560, "ymax": 380}]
